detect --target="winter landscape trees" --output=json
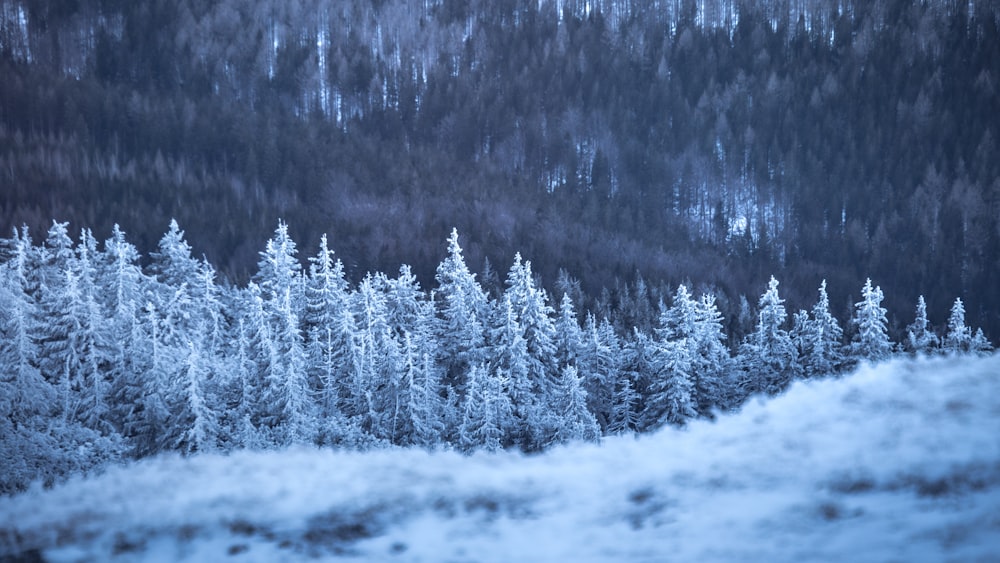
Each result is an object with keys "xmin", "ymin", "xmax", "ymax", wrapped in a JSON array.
[{"xmin": 0, "ymin": 221, "xmax": 992, "ymax": 493}]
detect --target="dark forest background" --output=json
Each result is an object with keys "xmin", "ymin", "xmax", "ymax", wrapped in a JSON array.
[{"xmin": 1, "ymin": 0, "xmax": 998, "ymax": 341}]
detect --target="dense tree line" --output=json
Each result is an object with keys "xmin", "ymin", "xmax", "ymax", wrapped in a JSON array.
[
  {"xmin": 1, "ymin": 221, "xmax": 991, "ymax": 493},
  {"xmin": 1, "ymin": 0, "xmax": 998, "ymax": 339}
]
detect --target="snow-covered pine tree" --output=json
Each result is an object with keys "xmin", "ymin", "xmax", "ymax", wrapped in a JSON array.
[
  {"xmin": 252, "ymin": 223, "xmax": 316, "ymax": 446},
  {"xmin": 944, "ymin": 298, "xmax": 973, "ymax": 353},
  {"xmin": 303, "ymin": 234, "xmax": 354, "ymax": 444},
  {"xmin": 554, "ymin": 293, "xmax": 585, "ymax": 374},
  {"xmin": 503, "ymin": 253, "xmax": 559, "ymax": 448},
  {"xmin": 265, "ymin": 286, "xmax": 316, "ymax": 446},
  {"xmin": 434, "ymin": 229, "xmax": 489, "ymax": 392},
  {"xmin": 172, "ymin": 341, "xmax": 220, "ymax": 455},
  {"xmin": 970, "ymin": 328, "xmax": 993, "ymax": 356},
  {"xmin": 607, "ymin": 370, "xmax": 640, "ymax": 435},
  {"xmin": 103, "ymin": 225, "xmax": 148, "ymax": 438},
  {"xmin": 487, "ymin": 295, "xmax": 534, "ymax": 449},
  {"xmin": 548, "ymin": 365, "xmax": 601, "ymax": 445},
  {"xmin": 402, "ymin": 305, "xmax": 447, "ymax": 448},
  {"xmin": 906, "ymin": 295, "xmax": 939, "ymax": 354},
  {"xmin": 0, "ymin": 227, "xmax": 53, "ymax": 424},
  {"xmin": 458, "ymin": 363, "xmax": 512, "ymax": 453},
  {"xmin": 351, "ymin": 273, "xmax": 401, "ymax": 443},
  {"xmin": 798, "ymin": 280, "xmax": 846, "ymax": 377},
  {"xmin": 578, "ymin": 314, "xmax": 621, "ymax": 431},
  {"xmin": 255, "ymin": 220, "xmax": 304, "ymax": 313},
  {"xmin": 691, "ymin": 292, "xmax": 731, "ymax": 413},
  {"xmin": 644, "ymin": 338, "xmax": 696, "ymax": 429},
  {"xmin": 70, "ymin": 228, "xmax": 115, "ymax": 435},
  {"xmin": 850, "ymin": 278, "xmax": 894, "ymax": 362},
  {"xmin": 149, "ymin": 219, "xmax": 200, "ymax": 290},
  {"xmin": 736, "ymin": 276, "xmax": 798, "ymax": 398}
]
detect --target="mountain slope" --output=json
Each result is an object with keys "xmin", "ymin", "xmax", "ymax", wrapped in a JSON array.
[{"xmin": 2, "ymin": 354, "xmax": 999, "ymax": 561}]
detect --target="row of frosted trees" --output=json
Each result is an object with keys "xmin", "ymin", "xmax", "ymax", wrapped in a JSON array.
[{"xmin": 0, "ymin": 220, "xmax": 992, "ymax": 492}]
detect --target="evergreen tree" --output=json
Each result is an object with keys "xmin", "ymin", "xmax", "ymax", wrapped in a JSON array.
[
  {"xmin": 434, "ymin": 229, "xmax": 489, "ymax": 391},
  {"xmin": 402, "ymin": 314, "xmax": 447, "ymax": 448},
  {"xmin": 103, "ymin": 225, "xmax": 147, "ymax": 437},
  {"xmin": 0, "ymin": 227, "xmax": 52, "ymax": 422},
  {"xmin": 172, "ymin": 341, "xmax": 220, "ymax": 454},
  {"xmin": 607, "ymin": 370, "xmax": 640, "ymax": 435},
  {"xmin": 850, "ymin": 279, "xmax": 893, "ymax": 362},
  {"xmin": 799, "ymin": 280, "xmax": 846, "ymax": 376},
  {"xmin": 149, "ymin": 219, "xmax": 199, "ymax": 290},
  {"xmin": 253, "ymin": 223, "xmax": 314, "ymax": 446},
  {"xmin": 906, "ymin": 295, "xmax": 939, "ymax": 354},
  {"xmin": 503, "ymin": 253, "xmax": 559, "ymax": 447},
  {"xmin": 578, "ymin": 314, "xmax": 621, "ymax": 430},
  {"xmin": 458, "ymin": 363, "xmax": 512, "ymax": 453},
  {"xmin": 69, "ymin": 229, "xmax": 115, "ymax": 434},
  {"xmin": 351, "ymin": 273, "xmax": 399, "ymax": 442},
  {"xmin": 304, "ymin": 234, "xmax": 353, "ymax": 443},
  {"xmin": 691, "ymin": 292, "xmax": 731, "ymax": 413},
  {"xmin": 944, "ymin": 298, "xmax": 973, "ymax": 353},
  {"xmin": 970, "ymin": 328, "xmax": 993, "ymax": 356},
  {"xmin": 487, "ymin": 295, "xmax": 534, "ymax": 448},
  {"xmin": 736, "ymin": 276, "xmax": 798, "ymax": 398},
  {"xmin": 644, "ymin": 339, "xmax": 696, "ymax": 429},
  {"xmin": 548, "ymin": 365, "xmax": 600, "ymax": 445},
  {"xmin": 554, "ymin": 293, "xmax": 585, "ymax": 372}
]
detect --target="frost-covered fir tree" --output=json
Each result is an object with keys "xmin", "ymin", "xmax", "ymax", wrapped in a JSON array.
[
  {"xmin": 0, "ymin": 227, "xmax": 119, "ymax": 493},
  {"xmin": 173, "ymin": 341, "xmax": 219, "ymax": 454},
  {"xmin": 351, "ymin": 274, "xmax": 407, "ymax": 444},
  {"xmin": 644, "ymin": 339, "xmax": 696, "ymax": 429},
  {"xmin": 252, "ymin": 223, "xmax": 315, "ymax": 446},
  {"xmin": 255, "ymin": 220, "xmax": 304, "ymax": 312},
  {"xmin": 149, "ymin": 219, "xmax": 199, "ymax": 290},
  {"xmin": 578, "ymin": 314, "xmax": 621, "ymax": 430},
  {"xmin": 103, "ymin": 226, "xmax": 149, "ymax": 437},
  {"xmin": 607, "ymin": 370, "xmax": 640, "ymax": 435},
  {"xmin": 459, "ymin": 364, "xmax": 513, "ymax": 453},
  {"xmin": 970, "ymin": 328, "xmax": 993, "ymax": 356},
  {"xmin": 798, "ymin": 280, "xmax": 846, "ymax": 377},
  {"xmin": 548, "ymin": 365, "xmax": 600, "ymax": 445},
  {"xmin": 487, "ymin": 295, "xmax": 534, "ymax": 448},
  {"xmin": 503, "ymin": 253, "xmax": 559, "ymax": 448},
  {"xmin": 262, "ymin": 287, "xmax": 314, "ymax": 446},
  {"xmin": 691, "ymin": 293, "xmax": 731, "ymax": 412},
  {"xmin": 303, "ymin": 234, "xmax": 354, "ymax": 444},
  {"xmin": 944, "ymin": 298, "xmax": 973, "ymax": 353},
  {"xmin": 67, "ymin": 229, "xmax": 115, "ymax": 434},
  {"xmin": 0, "ymin": 227, "xmax": 52, "ymax": 422},
  {"xmin": 554, "ymin": 293, "xmax": 585, "ymax": 373},
  {"xmin": 906, "ymin": 295, "xmax": 939, "ymax": 354},
  {"xmin": 736, "ymin": 277, "xmax": 798, "ymax": 398},
  {"xmin": 850, "ymin": 279, "xmax": 893, "ymax": 363},
  {"xmin": 401, "ymin": 315, "xmax": 447, "ymax": 448},
  {"xmin": 434, "ymin": 229, "xmax": 489, "ymax": 391}
]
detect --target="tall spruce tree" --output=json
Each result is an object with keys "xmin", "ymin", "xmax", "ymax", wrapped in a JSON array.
[
  {"xmin": 736, "ymin": 276, "xmax": 798, "ymax": 398},
  {"xmin": 906, "ymin": 295, "xmax": 939, "ymax": 354},
  {"xmin": 851, "ymin": 279, "xmax": 893, "ymax": 362}
]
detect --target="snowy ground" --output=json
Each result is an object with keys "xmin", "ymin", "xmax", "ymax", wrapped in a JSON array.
[{"xmin": 2, "ymin": 355, "xmax": 1000, "ymax": 562}]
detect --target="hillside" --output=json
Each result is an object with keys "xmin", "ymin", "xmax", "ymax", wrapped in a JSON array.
[
  {"xmin": 2, "ymin": 354, "xmax": 998, "ymax": 561},
  {"xmin": 2, "ymin": 0, "xmax": 999, "ymax": 335}
]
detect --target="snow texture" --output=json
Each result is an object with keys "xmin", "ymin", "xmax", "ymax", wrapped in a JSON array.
[{"xmin": 2, "ymin": 354, "xmax": 999, "ymax": 562}]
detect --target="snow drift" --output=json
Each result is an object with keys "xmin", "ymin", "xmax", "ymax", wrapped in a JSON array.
[{"xmin": 2, "ymin": 354, "xmax": 999, "ymax": 561}]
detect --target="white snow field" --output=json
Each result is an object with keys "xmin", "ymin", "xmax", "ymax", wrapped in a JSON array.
[{"xmin": 2, "ymin": 354, "xmax": 999, "ymax": 562}]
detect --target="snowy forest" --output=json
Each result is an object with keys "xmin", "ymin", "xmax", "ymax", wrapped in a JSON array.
[
  {"xmin": 0, "ymin": 220, "xmax": 991, "ymax": 494},
  {"xmin": 2, "ymin": 0, "xmax": 1000, "ymax": 341}
]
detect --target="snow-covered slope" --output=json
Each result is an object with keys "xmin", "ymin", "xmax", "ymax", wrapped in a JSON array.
[{"xmin": 2, "ymin": 355, "xmax": 999, "ymax": 562}]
